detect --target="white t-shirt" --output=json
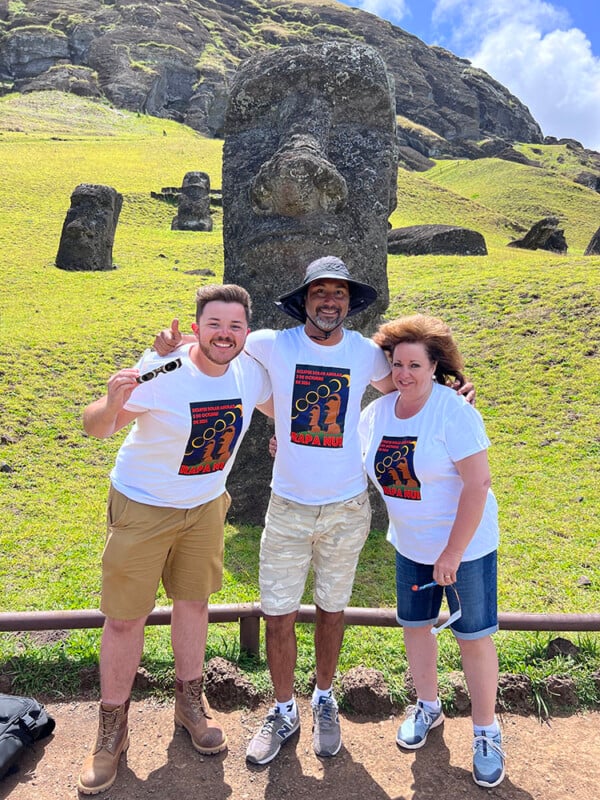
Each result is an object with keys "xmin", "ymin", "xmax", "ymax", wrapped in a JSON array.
[
  {"xmin": 111, "ymin": 346, "xmax": 271, "ymax": 508},
  {"xmin": 359, "ymin": 382, "xmax": 499, "ymax": 563},
  {"xmin": 246, "ymin": 326, "xmax": 391, "ymax": 504}
]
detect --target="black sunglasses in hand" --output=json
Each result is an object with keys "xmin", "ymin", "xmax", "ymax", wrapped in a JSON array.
[{"xmin": 136, "ymin": 358, "xmax": 183, "ymax": 384}]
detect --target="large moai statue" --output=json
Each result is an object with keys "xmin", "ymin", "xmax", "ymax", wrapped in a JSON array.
[
  {"xmin": 221, "ymin": 41, "xmax": 398, "ymax": 525},
  {"xmin": 171, "ymin": 171, "xmax": 213, "ymax": 231},
  {"xmin": 56, "ymin": 184, "xmax": 122, "ymax": 271}
]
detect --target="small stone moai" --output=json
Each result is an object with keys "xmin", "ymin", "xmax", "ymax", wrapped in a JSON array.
[
  {"xmin": 171, "ymin": 171, "xmax": 213, "ymax": 231},
  {"xmin": 56, "ymin": 183, "xmax": 122, "ymax": 271}
]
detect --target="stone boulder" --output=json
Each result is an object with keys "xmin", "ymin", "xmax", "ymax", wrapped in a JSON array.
[
  {"xmin": 388, "ymin": 224, "xmax": 487, "ymax": 256},
  {"xmin": 574, "ymin": 171, "xmax": 600, "ymax": 192},
  {"xmin": 584, "ymin": 226, "xmax": 600, "ymax": 255},
  {"xmin": 545, "ymin": 637, "xmax": 580, "ymax": 660},
  {"xmin": 397, "ymin": 145, "xmax": 435, "ymax": 172},
  {"xmin": 507, "ymin": 216, "xmax": 568, "ymax": 253},
  {"xmin": 0, "ymin": 25, "xmax": 69, "ymax": 78},
  {"xmin": 478, "ymin": 138, "xmax": 512, "ymax": 157},
  {"xmin": 495, "ymin": 146, "xmax": 539, "ymax": 166},
  {"xmin": 56, "ymin": 183, "xmax": 122, "ymax": 271},
  {"xmin": 19, "ymin": 65, "xmax": 102, "ymax": 97},
  {"xmin": 171, "ymin": 171, "xmax": 213, "ymax": 232}
]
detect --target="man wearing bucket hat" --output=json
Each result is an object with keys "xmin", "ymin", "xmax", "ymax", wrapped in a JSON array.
[
  {"xmin": 273, "ymin": 255, "xmax": 379, "ymax": 334},
  {"xmin": 241, "ymin": 256, "xmax": 393, "ymax": 764},
  {"xmin": 154, "ymin": 255, "xmax": 474, "ymax": 765}
]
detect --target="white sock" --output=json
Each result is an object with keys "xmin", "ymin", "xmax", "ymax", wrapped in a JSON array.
[
  {"xmin": 312, "ymin": 686, "xmax": 334, "ymax": 705},
  {"xmin": 419, "ymin": 697, "xmax": 442, "ymax": 714},
  {"xmin": 473, "ymin": 718, "xmax": 500, "ymax": 738},
  {"xmin": 275, "ymin": 698, "xmax": 297, "ymax": 720}
]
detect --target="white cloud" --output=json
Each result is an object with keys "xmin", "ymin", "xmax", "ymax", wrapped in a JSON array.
[
  {"xmin": 473, "ymin": 24, "xmax": 600, "ymax": 148},
  {"xmin": 432, "ymin": 0, "xmax": 600, "ymax": 150},
  {"xmin": 433, "ymin": 0, "xmax": 568, "ymax": 45},
  {"xmin": 347, "ymin": 0, "xmax": 409, "ymax": 25}
]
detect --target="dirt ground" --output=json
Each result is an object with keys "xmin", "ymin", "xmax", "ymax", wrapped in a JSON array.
[{"xmin": 2, "ymin": 698, "xmax": 598, "ymax": 800}]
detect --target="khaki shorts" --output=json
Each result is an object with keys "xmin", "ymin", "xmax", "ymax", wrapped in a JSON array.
[
  {"xmin": 259, "ymin": 490, "xmax": 371, "ymax": 615},
  {"xmin": 100, "ymin": 486, "xmax": 230, "ymax": 620}
]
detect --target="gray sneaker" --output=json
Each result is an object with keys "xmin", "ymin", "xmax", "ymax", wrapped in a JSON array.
[
  {"xmin": 246, "ymin": 708, "xmax": 300, "ymax": 765},
  {"xmin": 312, "ymin": 696, "xmax": 342, "ymax": 757}
]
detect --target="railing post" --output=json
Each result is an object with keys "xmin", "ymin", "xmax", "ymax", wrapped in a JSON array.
[{"xmin": 239, "ymin": 615, "xmax": 260, "ymax": 658}]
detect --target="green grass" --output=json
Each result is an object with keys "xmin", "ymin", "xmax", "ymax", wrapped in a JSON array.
[
  {"xmin": 0, "ymin": 92, "xmax": 598, "ymax": 711},
  {"xmin": 425, "ymin": 158, "xmax": 600, "ymax": 251}
]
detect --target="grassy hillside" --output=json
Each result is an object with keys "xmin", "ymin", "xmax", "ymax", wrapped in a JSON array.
[
  {"xmin": 1, "ymin": 93, "xmax": 598, "ymax": 707},
  {"xmin": 425, "ymin": 158, "xmax": 600, "ymax": 252}
]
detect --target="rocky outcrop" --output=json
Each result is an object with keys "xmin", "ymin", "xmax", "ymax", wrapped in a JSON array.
[
  {"xmin": 584, "ymin": 226, "xmax": 600, "ymax": 255},
  {"xmin": 0, "ymin": 23, "xmax": 69, "ymax": 78},
  {"xmin": 494, "ymin": 146, "xmax": 540, "ymax": 166},
  {"xmin": 507, "ymin": 216, "xmax": 568, "ymax": 253},
  {"xmin": 388, "ymin": 224, "xmax": 488, "ymax": 256},
  {"xmin": 20, "ymin": 64, "xmax": 101, "ymax": 97},
  {"xmin": 0, "ymin": 0, "xmax": 544, "ymax": 148},
  {"xmin": 397, "ymin": 145, "xmax": 436, "ymax": 172},
  {"xmin": 574, "ymin": 171, "xmax": 600, "ymax": 193}
]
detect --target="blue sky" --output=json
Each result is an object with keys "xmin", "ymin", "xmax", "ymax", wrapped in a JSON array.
[{"xmin": 337, "ymin": 0, "xmax": 600, "ymax": 150}]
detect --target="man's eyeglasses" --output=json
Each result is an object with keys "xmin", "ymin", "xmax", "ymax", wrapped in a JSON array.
[
  {"xmin": 412, "ymin": 580, "xmax": 462, "ymax": 635},
  {"xmin": 136, "ymin": 358, "xmax": 182, "ymax": 384}
]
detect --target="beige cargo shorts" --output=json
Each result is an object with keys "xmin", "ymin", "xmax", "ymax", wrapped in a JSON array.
[{"xmin": 259, "ymin": 489, "xmax": 371, "ymax": 615}]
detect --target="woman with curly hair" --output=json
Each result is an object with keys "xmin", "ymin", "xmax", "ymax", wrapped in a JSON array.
[{"xmin": 359, "ymin": 314, "xmax": 504, "ymax": 788}]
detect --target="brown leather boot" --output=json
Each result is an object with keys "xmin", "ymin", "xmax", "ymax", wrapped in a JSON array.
[
  {"xmin": 174, "ymin": 677, "xmax": 227, "ymax": 754},
  {"xmin": 77, "ymin": 700, "xmax": 130, "ymax": 795}
]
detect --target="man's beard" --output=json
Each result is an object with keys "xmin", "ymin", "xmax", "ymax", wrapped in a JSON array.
[
  {"xmin": 199, "ymin": 339, "xmax": 241, "ymax": 364},
  {"xmin": 314, "ymin": 311, "xmax": 344, "ymax": 331}
]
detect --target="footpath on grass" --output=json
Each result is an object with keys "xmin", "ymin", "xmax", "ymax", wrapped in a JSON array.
[{"xmin": 4, "ymin": 698, "xmax": 598, "ymax": 799}]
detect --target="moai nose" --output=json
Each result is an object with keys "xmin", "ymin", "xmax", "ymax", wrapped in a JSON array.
[{"xmin": 251, "ymin": 135, "xmax": 348, "ymax": 217}]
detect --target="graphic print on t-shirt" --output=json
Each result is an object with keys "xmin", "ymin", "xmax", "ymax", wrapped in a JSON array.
[
  {"xmin": 179, "ymin": 399, "xmax": 243, "ymax": 475},
  {"xmin": 374, "ymin": 436, "xmax": 421, "ymax": 500},
  {"xmin": 290, "ymin": 364, "xmax": 350, "ymax": 448}
]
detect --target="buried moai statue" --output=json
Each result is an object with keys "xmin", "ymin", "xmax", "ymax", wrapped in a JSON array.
[
  {"xmin": 221, "ymin": 41, "xmax": 399, "ymax": 525},
  {"xmin": 171, "ymin": 171, "xmax": 213, "ymax": 231},
  {"xmin": 56, "ymin": 184, "xmax": 122, "ymax": 271}
]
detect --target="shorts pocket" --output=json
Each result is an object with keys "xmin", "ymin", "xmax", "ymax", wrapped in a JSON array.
[
  {"xmin": 106, "ymin": 486, "xmax": 132, "ymax": 529},
  {"xmin": 342, "ymin": 491, "xmax": 370, "ymax": 513},
  {"xmin": 267, "ymin": 493, "xmax": 291, "ymax": 512}
]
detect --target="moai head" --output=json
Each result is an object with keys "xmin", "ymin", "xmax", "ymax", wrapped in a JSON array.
[
  {"xmin": 56, "ymin": 183, "xmax": 122, "ymax": 271},
  {"xmin": 222, "ymin": 41, "xmax": 398, "ymax": 333}
]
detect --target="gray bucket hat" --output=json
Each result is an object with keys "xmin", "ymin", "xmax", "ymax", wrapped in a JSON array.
[{"xmin": 275, "ymin": 256, "xmax": 378, "ymax": 323}]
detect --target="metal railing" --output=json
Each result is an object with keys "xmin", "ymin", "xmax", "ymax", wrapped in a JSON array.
[{"xmin": 1, "ymin": 605, "xmax": 599, "ymax": 657}]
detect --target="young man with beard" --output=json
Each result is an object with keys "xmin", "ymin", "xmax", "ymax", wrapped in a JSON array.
[{"xmin": 78, "ymin": 284, "xmax": 271, "ymax": 795}]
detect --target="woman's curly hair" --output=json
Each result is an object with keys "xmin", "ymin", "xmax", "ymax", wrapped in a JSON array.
[{"xmin": 373, "ymin": 314, "xmax": 466, "ymax": 388}]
